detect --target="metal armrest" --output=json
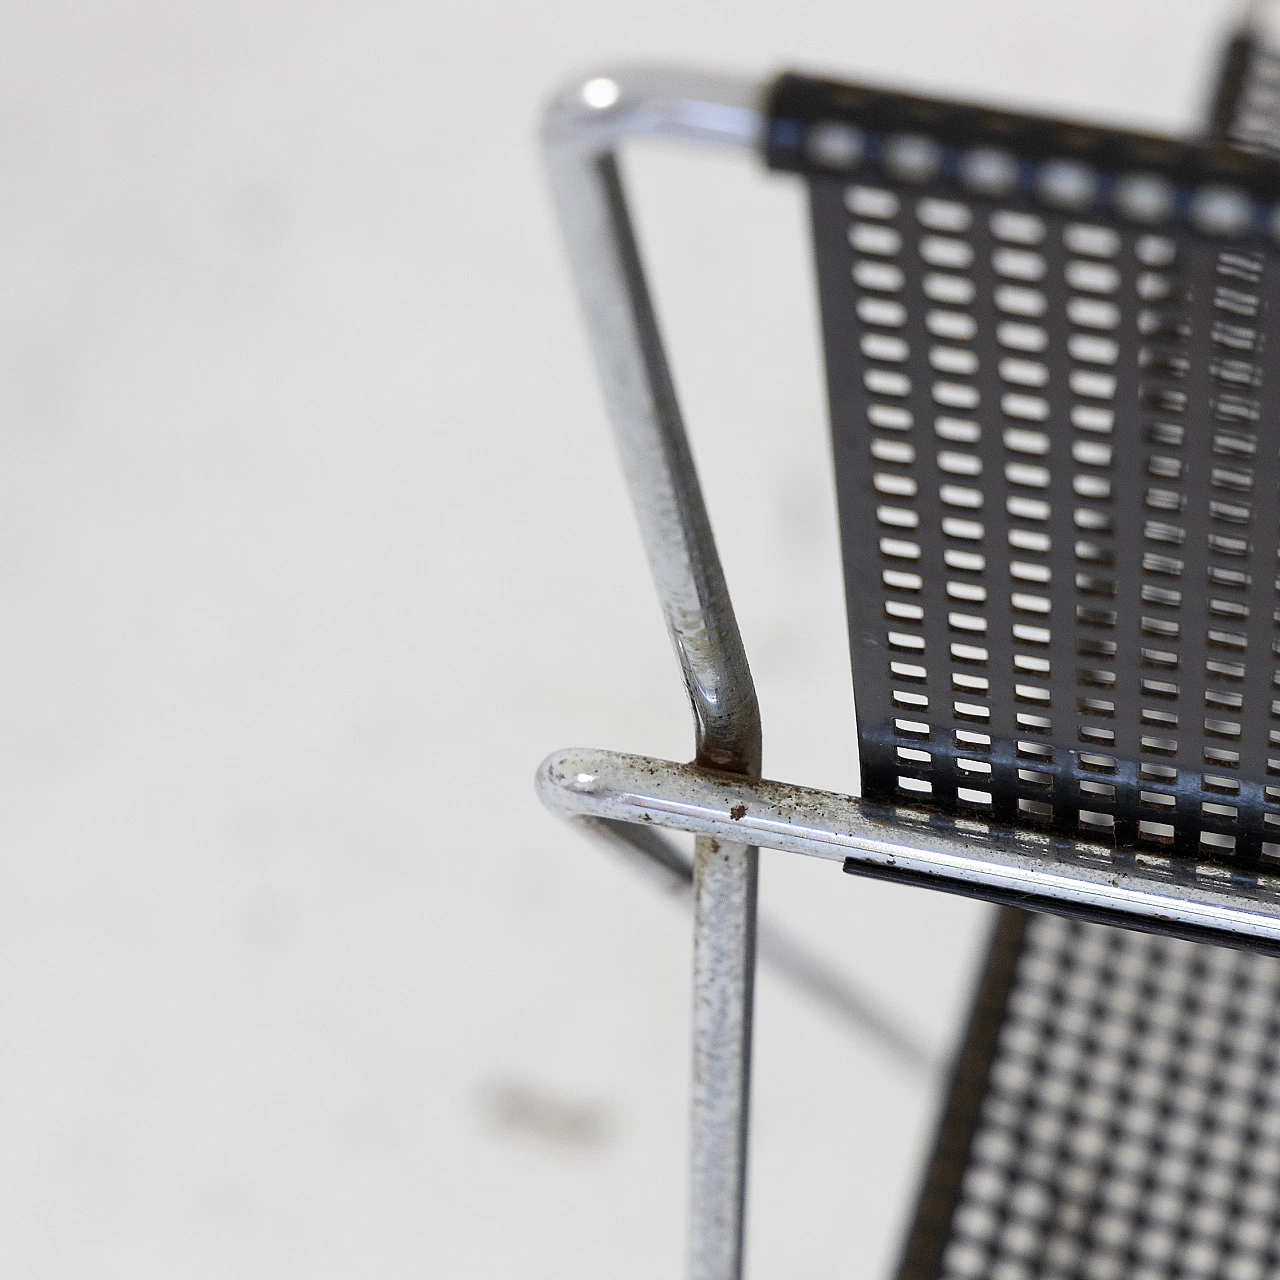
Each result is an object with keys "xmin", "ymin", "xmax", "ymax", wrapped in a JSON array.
[{"xmin": 540, "ymin": 748, "xmax": 1280, "ymax": 955}]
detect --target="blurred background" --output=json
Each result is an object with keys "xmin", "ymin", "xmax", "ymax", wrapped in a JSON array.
[{"xmin": 0, "ymin": 1, "xmax": 1253, "ymax": 1276}]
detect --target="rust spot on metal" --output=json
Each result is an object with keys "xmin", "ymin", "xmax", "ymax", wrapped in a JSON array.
[{"xmin": 729, "ymin": 804, "xmax": 747, "ymax": 821}]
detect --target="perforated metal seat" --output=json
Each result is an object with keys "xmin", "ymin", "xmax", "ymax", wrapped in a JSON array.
[
  {"xmin": 902, "ymin": 909, "xmax": 1280, "ymax": 1280},
  {"xmin": 536, "ymin": 19, "xmax": 1280, "ymax": 1280}
]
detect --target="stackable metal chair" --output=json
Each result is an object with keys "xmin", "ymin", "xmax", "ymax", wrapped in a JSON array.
[{"xmin": 537, "ymin": 16, "xmax": 1280, "ymax": 1280}]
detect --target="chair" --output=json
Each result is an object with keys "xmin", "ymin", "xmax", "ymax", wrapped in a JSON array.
[{"xmin": 536, "ymin": 16, "xmax": 1280, "ymax": 1279}]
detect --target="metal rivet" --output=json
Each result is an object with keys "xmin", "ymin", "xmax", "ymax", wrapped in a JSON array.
[
  {"xmin": 1190, "ymin": 185, "xmax": 1254, "ymax": 237},
  {"xmin": 805, "ymin": 121, "xmax": 865, "ymax": 170},
  {"xmin": 960, "ymin": 147, "xmax": 1019, "ymax": 197},
  {"xmin": 884, "ymin": 133, "xmax": 943, "ymax": 184},
  {"xmin": 1037, "ymin": 160, "xmax": 1099, "ymax": 211},
  {"xmin": 1114, "ymin": 172, "xmax": 1175, "ymax": 224}
]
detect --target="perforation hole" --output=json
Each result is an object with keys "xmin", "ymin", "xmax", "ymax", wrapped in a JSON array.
[
  {"xmin": 890, "ymin": 661, "xmax": 927, "ymax": 681},
  {"xmin": 1072, "ymin": 406, "xmax": 1114, "ymax": 433},
  {"xmin": 1078, "ymin": 667, "xmax": 1115, "ymax": 689},
  {"xmin": 861, "ymin": 333, "xmax": 910, "ymax": 362},
  {"xmin": 1205, "ymin": 688, "xmax": 1243, "ymax": 709},
  {"xmin": 1200, "ymin": 831, "xmax": 1236, "ymax": 851},
  {"xmin": 997, "ymin": 322, "xmax": 1048, "ymax": 352},
  {"xmin": 994, "ymin": 248, "xmax": 1047, "ymax": 282},
  {"xmin": 1064, "ymin": 224, "xmax": 1120, "ymax": 258},
  {"xmin": 898, "ymin": 776, "xmax": 932, "ymax": 794},
  {"xmin": 925, "ymin": 274, "xmax": 976, "ymax": 305},
  {"xmin": 854, "ymin": 261, "xmax": 905, "ymax": 292},
  {"xmin": 878, "ymin": 506, "xmax": 918, "ymax": 529},
  {"xmin": 1007, "ymin": 464, "xmax": 1050, "ymax": 488},
  {"xmin": 931, "ymin": 346, "xmax": 979, "ymax": 375},
  {"xmin": 896, "ymin": 745, "xmax": 931, "ymax": 763},
  {"xmin": 921, "ymin": 236, "xmax": 974, "ymax": 269},
  {"xmin": 845, "ymin": 186, "xmax": 899, "ymax": 219},
  {"xmin": 995, "ymin": 286, "xmax": 1047, "ymax": 317},
  {"xmin": 888, "ymin": 632, "xmax": 926, "ymax": 653},
  {"xmin": 880, "ymin": 537, "xmax": 920, "ymax": 559},
  {"xmin": 1000, "ymin": 358, "xmax": 1049, "ymax": 388},
  {"xmin": 1002, "ymin": 394, "xmax": 1050, "ymax": 422},
  {"xmin": 936, "ymin": 417, "xmax": 981, "ymax": 443},
  {"xmin": 874, "ymin": 472, "xmax": 917, "ymax": 496},
  {"xmin": 866, "ymin": 369, "xmax": 911, "ymax": 397},
  {"xmin": 885, "ymin": 599, "xmax": 924, "ymax": 620},
  {"xmin": 1069, "ymin": 370, "xmax": 1117, "ymax": 399},
  {"xmin": 1072, "ymin": 441, "xmax": 1112, "ymax": 466},
  {"xmin": 871, "ymin": 439, "xmax": 915, "ymax": 464},
  {"xmin": 945, "ymin": 549, "xmax": 986, "ymax": 572},
  {"xmin": 1080, "ymin": 765, "xmax": 1121, "ymax": 795},
  {"xmin": 934, "ymin": 382, "xmax": 980, "ymax": 410},
  {"xmin": 1067, "ymin": 298, "xmax": 1120, "ymax": 329},
  {"xmin": 857, "ymin": 297, "xmax": 907, "ymax": 327},
  {"xmin": 990, "ymin": 211, "xmax": 1045, "ymax": 244},
  {"xmin": 938, "ymin": 451, "xmax": 982, "ymax": 476},
  {"xmin": 1079, "ymin": 810, "xmax": 1114, "ymax": 832},
  {"xmin": 1011, "ymin": 561, "xmax": 1051, "ymax": 583},
  {"xmin": 1019, "ymin": 798, "xmax": 1053, "ymax": 819},
  {"xmin": 850, "ymin": 223, "xmax": 902, "ymax": 255},
  {"xmin": 916, "ymin": 197, "xmax": 971, "ymax": 232},
  {"xmin": 868, "ymin": 404, "xmax": 913, "ymax": 430},
  {"xmin": 925, "ymin": 309, "xmax": 976, "ymax": 341},
  {"xmin": 1066, "ymin": 260, "xmax": 1119, "ymax": 293},
  {"xmin": 1068, "ymin": 335, "xmax": 1119, "ymax": 365}
]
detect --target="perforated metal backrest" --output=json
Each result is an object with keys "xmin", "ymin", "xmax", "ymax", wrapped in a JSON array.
[{"xmin": 765, "ymin": 75, "xmax": 1280, "ymax": 864}]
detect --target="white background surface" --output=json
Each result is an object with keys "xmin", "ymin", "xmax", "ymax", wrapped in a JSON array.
[{"xmin": 0, "ymin": 2, "xmax": 1245, "ymax": 1276}]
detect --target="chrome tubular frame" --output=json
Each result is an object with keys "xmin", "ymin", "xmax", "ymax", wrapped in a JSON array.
[
  {"xmin": 538, "ymin": 59, "xmax": 1280, "ymax": 1280},
  {"xmin": 542, "ymin": 67, "xmax": 768, "ymax": 1280}
]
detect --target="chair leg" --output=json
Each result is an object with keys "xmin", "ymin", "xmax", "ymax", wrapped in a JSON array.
[{"xmin": 690, "ymin": 835, "xmax": 758, "ymax": 1280}]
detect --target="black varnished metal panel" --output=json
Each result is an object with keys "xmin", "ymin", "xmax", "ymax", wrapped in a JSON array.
[
  {"xmin": 894, "ymin": 910, "xmax": 1280, "ymax": 1280},
  {"xmin": 765, "ymin": 72, "xmax": 1280, "ymax": 194},
  {"xmin": 787, "ymin": 73, "xmax": 1280, "ymax": 867}
]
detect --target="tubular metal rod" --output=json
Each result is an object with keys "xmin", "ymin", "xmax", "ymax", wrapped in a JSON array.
[
  {"xmin": 542, "ymin": 68, "xmax": 765, "ymax": 776},
  {"xmin": 542, "ymin": 68, "xmax": 771, "ymax": 1280},
  {"xmin": 691, "ymin": 837, "xmax": 757, "ymax": 1280},
  {"xmin": 538, "ymin": 747, "xmax": 1280, "ymax": 953}
]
